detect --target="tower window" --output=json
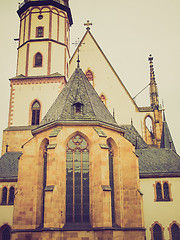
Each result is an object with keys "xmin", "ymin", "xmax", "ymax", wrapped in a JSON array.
[
  {"xmin": 34, "ymin": 52, "xmax": 42, "ymax": 67},
  {"xmin": 36, "ymin": 26, "xmax": 44, "ymax": 37},
  {"xmin": 8, "ymin": 187, "xmax": 15, "ymax": 205},
  {"xmin": 66, "ymin": 135, "xmax": 89, "ymax": 224},
  {"xmin": 32, "ymin": 101, "xmax": 40, "ymax": 125}
]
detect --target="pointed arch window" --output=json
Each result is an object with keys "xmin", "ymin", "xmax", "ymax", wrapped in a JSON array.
[
  {"xmin": 163, "ymin": 182, "xmax": 170, "ymax": 200},
  {"xmin": 34, "ymin": 52, "xmax": 42, "ymax": 67},
  {"xmin": 85, "ymin": 70, "xmax": 94, "ymax": 86},
  {"xmin": 153, "ymin": 224, "xmax": 163, "ymax": 240},
  {"xmin": 1, "ymin": 225, "xmax": 11, "ymax": 240},
  {"xmin": 8, "ymin": 187, "xmax": 15, "ymax": 205},
  {"xmin": 1, "ymin": 187, "xmax": 7, "ymax": 205},
  {"xmin": 171, "ymin": 223, "xmax": 180, "ymax": 240},
  {"xmin": 66, "ymin": 135, "xmax": 89, "ymax": 223},
  {"xmin": 154, "ymin": 181, "xmax": 171, "ymax": 201},
  {"xmin": 108, "ymin": 142, "xmax": 115, "ymax": 224},
  {"xmin": 100, "ymin": 94, "xmax": 107, "ymax": 106},
  {"xmin": 31, "ymin": 101, "xmax": 40, "ymax": 125},
  {"xmin": 156, "ymin": 182, "xmax": 162, "ymax": 200}
]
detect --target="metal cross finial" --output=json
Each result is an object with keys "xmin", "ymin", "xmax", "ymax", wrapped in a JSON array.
[
  {"xmin": 84, "ymin": 20, "xmax": 92, "ymax": 31},
  {"xmin": 72, "ymin": 38, "xmax": 85, "ymax": 68}
]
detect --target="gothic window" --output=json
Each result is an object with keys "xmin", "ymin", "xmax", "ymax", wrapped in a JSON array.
[
  {"xmin": 1, "ymin": 187, "xmax": 7, "ymax": 205},
  {"xmin": 66, "ymin": 135, "xmax": 89, "ymax": 224},
  {"xmin": 8, "ymin": 187, "xmax": 15, "ymax": 205},
  {"xmin": 163, "ymin": 182, "xmax": 170, "ymax": 200},
  {"xmin": 153, "ymin": 224, "xmax": 163, "ymax": 240},
  {"xmin": 100, "ymin": 94, "xmax": 107, "ymax": 106},
  {"xmin": 1, "ymin": 225, "xmax": 11, "ymax": 240},
  {"xmin": 36, "ymin": 26, "xmax": 44, "ymax": 37},
  {"xmin": 155, "ymin": 182, "xmax": 171, "ymax": 201},
  {"xmin": 108, "ymin": 142, "xmax": 115, "ymax": 223},
  {"xmin": 145, "ymin": 116, "xmax": 153, "ymax": 134},
  {"xmin": 171, "ymin": 223, "xmax": 180, "ymax": 240},
  {"xmin": 34, "ymin": 52, "xmax": 42, "ymax": 67},
  {"xmin": 85, "ymin": 70, "xmax": 94, "ymax": 86},
  {"xmin": 31, "ymin": 101, "xmax": 40, "ymax": 125},
  {"xmin": 156, "ymin": 182, "xmax": 163, "ymax": 200}
]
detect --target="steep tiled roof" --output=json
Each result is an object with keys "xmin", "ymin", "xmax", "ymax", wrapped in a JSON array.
[
  {"xmin": 160, "ymin": 119, "xmax": 176, "ymax": 152},
  {"xmin": 136, "ymin": 148, "xmax": 180, "ymax": 177},
  {"xmin": 0, "ymin": 152, "xmax": 22, "ymax": 180},
  {"xmin": 38, "ymin": 67, "xmax": 122, "ymax": 131},
  {"xmin": 121, "ymin": 125, "xmax": 148, "ymax": 149}
]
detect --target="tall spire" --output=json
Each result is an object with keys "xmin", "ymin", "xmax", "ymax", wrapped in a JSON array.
[{"xmin": 148, "ymin": 55, "xmax": 159, "ymax": 110}]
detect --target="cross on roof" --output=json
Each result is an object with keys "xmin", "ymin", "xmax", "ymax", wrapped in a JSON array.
[
  {"xmin": 72, "ymin": 38, "xmax": 85, "ymax": 68},
  {"xmin": 84, "ymin": 20, "xmax": 92, "ymax": 30}
]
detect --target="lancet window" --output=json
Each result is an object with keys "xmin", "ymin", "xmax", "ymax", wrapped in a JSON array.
[
  {"xmin": 1, "ymin": 187, "xmax": 7, "ymax": 205},
  {"xmin": 171, "ymin": 223, "xmax": 180, "ymax": 240},
  {"xmin": 66, "ymin": 135, "xmax": 89, "ymax": 223},
  {"xmin": 153, "ymin": 224, "xmax": 163, "ymax": 240},
  {"xmin": 31, "ymin": 101, "xmax": 40, "ymax": 125},
  {"xmin": 8, "ymin": 187, "xmax": 15, "ymax": 205},
  {"xmin": 108, "ymin": 142, "xmax": 115, "ymax": 223}
]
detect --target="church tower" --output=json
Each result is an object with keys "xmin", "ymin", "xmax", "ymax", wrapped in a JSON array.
[{"xmin": 8, "ymin": 0, "xmax": 72, "ymax": 128}]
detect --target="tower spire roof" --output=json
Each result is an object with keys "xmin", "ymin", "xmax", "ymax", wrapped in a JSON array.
[{"xmin": 148, "ymin": 54, "xmax": 159, "ymax": 110}]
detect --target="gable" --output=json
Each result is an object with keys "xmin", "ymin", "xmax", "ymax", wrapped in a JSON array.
[{"xmin": 69, "ymin": 31, "xmax": 142, "ymax": 130}]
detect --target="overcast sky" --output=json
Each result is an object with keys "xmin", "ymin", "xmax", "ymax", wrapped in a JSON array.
[{"xmin": 0, "ymin": 0, "xmax": 180, "ymax": 153}]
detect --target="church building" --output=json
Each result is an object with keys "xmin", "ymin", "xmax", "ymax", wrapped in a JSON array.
[{"xmin": 0, "ymin": 0, "xmax": 180, "ymax": 240}]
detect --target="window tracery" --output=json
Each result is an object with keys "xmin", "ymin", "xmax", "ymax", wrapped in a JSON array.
[{"xmin": 66, "ymin": 135, "xmax": 89, "ymax": 223}]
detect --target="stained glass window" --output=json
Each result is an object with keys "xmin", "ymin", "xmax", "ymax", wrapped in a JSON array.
[{"xmin": 66, "ymin": 135, "xmax": 89, "ymax": 223}]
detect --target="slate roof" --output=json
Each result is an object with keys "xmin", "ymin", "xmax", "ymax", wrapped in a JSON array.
[
  {"xmin": 137, "ymin": 148, "xmax": 180, "ymax": 177},
  {"xmin": 121, "ymin": 125, "xmax": 148, "ymax": 149},
  {"xmin": 0, "ymin": 152, "xmax": 22, "ymax": 180},
  {"xmin": 160, "ymin": 119, "xmax": 176, "ymax": 152},
  {"xmin": 38, "ymin": 67, "xmax": 122, "ymax": 131}
]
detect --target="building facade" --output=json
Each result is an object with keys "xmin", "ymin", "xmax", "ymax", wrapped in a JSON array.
[{"xmin": 0, "ymin": 1, "xmax": 180, "ymax": 240}]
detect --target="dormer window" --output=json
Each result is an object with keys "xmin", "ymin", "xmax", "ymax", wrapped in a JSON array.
[
  {"xmin": 73, "ymin": 102, "xmax": 83, "ymax": 114},
  {"xmin": 76, "ymin": 103, "xmax": 82, "ymax": 113}
]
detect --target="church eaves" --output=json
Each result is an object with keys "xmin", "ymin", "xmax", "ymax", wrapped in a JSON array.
[{"xmin": 33, "ymin": 67, "xmax": 123, "ymax": 133}]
